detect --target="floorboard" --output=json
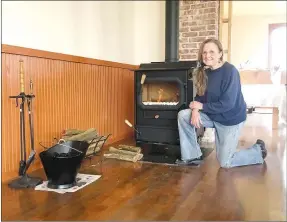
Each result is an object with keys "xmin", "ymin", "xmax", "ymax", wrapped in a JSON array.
[{"xmin": 1, "ymin": 112, "xmax": 286, "ymax": 221}]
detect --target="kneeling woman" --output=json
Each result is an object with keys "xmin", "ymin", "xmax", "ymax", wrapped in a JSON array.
[{"xmin": 176, "ymin": 38, "xmax": 267, "ymax": 168}]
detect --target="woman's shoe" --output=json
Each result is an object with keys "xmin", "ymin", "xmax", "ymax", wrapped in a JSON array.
[
  {"xmin": 175, "ymin": 157, "xmax": 203, "ymax": 165},
  {"xmin": 256, "ymin": 139, "xmax": 267, "ymax": 159}
]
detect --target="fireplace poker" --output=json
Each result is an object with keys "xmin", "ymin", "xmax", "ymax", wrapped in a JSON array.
[
  {"xmin": 24, "ymin": 79, "xmax": 36, "ymax": 174},
  {"xmin": 124, "ymin": 120, "xmax": 141, "ymax": 135}
]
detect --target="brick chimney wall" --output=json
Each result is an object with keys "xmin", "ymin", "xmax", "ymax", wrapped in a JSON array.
[{"xmin": 179, "ymin": 0, "xmax": 220, "ymax": 60}]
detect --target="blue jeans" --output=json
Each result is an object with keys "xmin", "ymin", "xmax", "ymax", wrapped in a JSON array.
[{"xmin": 177, "ymin": 109, "xmax": 264, "ymax": 168}]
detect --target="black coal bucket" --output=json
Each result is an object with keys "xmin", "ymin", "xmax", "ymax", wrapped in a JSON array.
[{"xmin": 39, "ymin": 141, "xmax": 89, "ymax": 189}]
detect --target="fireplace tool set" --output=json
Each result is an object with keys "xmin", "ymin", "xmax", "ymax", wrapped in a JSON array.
[
  {"xmin": 8, "ymin": 60, "xmax": 43, "ymax": 188},
  {"xmin": 8, "ymin": 60, "xmax": 102, "ymax": 190}
]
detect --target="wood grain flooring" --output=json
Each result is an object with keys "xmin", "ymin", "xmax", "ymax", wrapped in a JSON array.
[{"xmin": 1, "ymin": 112, "xmax": 286, "ymax": 221}]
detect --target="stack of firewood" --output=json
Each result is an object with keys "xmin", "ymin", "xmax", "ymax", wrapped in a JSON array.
[
  {"xmin": 61, "ymin": 128, "xmax": 107, "ymax": 156},
  {"xmin": 104, "ymin": 145, "xmax": 143, "ymax": 162}
]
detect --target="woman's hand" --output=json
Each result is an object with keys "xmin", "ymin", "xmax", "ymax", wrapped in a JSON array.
[
  {"xmin": 189, "ymin": 101, "xmax": 203, "ymax": 110},
  {"xmin": 191, "ymin": 109, "xmax": 202, "ymax": 128}
]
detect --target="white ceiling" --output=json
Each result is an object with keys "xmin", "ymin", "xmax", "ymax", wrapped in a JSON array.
[{"xmin": 224, "ymin": 1, "xmax": 287, "ymax": 16}]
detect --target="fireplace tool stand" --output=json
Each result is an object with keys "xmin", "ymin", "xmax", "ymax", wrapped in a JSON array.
[{"xmin": 8, "ymin": 60, "xmax": 43, "ymax": 189}]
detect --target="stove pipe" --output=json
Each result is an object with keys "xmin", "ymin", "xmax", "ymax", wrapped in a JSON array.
[{"xmin": 165, "ymin": 0, "xmax": 179, "ymax": 63}]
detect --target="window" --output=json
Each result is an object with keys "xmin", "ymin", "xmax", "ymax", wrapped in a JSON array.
[{"xmin": 269, "ymin": 23, "xmax": 286, "ymax": 71}]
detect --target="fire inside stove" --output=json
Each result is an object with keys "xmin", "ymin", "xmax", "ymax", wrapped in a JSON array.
[{"xmin": 142, "ymin": 82, "xmax": 179, "ymax": 106}]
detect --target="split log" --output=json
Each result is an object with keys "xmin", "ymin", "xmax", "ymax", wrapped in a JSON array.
[
  {"xmin": 109, "ymin": 147, "xmax": 139, "ymax": 156},
  {"xmin": 61, "ymin": 135, "xmax": 72, "ymax": 141},
  {"xmin": 64, "ymin": 128, "xmax": 98, "ymax": 142},
  {"xmin": 117, "ymin": 144, "xmax": 142, "ymax": 153},
  {"xmin": 104, "ymin": 153, "xmax": 143, "ymax": 162},
  {"xmin": 62, "ymin": 129, "xmax": 85, "ymax": 136},
  {"xmin": 86, "ymin": 147, "xmax": 100, "ymax": 156},
  {"xmin": 86, "ymin": 143, "xmax": 102, "ymax": 155}
]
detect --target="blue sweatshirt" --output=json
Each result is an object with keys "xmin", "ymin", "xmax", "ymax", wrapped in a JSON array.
[{"xmin": 194, "ymin": 62, "xmax": 247, "ymax": 126}]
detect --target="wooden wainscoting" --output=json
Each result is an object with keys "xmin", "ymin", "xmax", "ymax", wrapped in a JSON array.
[{"xmin": 1, "ymin": 45, "xmax": 138, "ymax": 182}]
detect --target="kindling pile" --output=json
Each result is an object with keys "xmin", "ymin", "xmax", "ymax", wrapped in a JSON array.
[
  {"xmin": 104, "ymin": 145, "xmax": 143, "ymax": 162},
  {"xmin": 61, "ymin": 128, "xmax": 107, "ymax": 156}
]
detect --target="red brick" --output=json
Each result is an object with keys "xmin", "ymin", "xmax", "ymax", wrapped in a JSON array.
[
  {"xmin": 204, "ymin": 19, "xmax": 216, "ymax": 25},
  {"xmin": 207, "ymin": 1, "xmax": 217, "ymax": 7},
  {"xmin": 199, "ymin": 30, "xmax": 216, "ymax": 36},
  {"xmin": 190, "ymin": 54, "xmax": 198, "ymax": 59},
  {"xmin": 181, "ymin": 1, "xmax": 192, "ymax": 5},
  {"xmin": 207, "ymin": 24, "xmax": 216, "ymax": 30},
  {"xmin": 180, "ymin": 54, "xmax": 198, "ymax": 60},
  {"xmin": 204, "ymin": 8, "xmax": 216, "ymax": 13},
  {"xmin": 180, "ymin": 27, "xmax": 190, "ymax": 33},
  {"xmin": 180, "ymin": 21, "xmax": 198, "ymax": 27},
  {"xmin": 181, "ymin": 43, "xmax": 197, "ymax": 49},
  {"xmin": 179, "ymin": 16, "xmax": 189, "ymax": 22},
  {"xmin": 180, "ymin": 5, "xmax": 190, "ymax": 10},
  {"xmin": 179, "ymin": 0, "xmax": 219, "ymax": 59},
  {"xmin": 196, "ymin": 3, "xmax": 208, "ymax": 9},
  {"xmin": 190, "ymin": 25, "xmax": 206, "ymax": 32},
  {"xmin": 180, "ymin": 55, "xmax": 193, "ymax": 60},
  {"xmin": 179, "ymin": 37, "xmax": 189, "ymax": 43},
  {"xmin": 182, "ymin": 32, "xmax": 198, "ymax": 37},
  {"xmin": 207, "ymin": 13, "xmax": 217, "ymax": 19},
  {"xmin": 180, "ymin": 21, "xmax": 189, "ymax": 27},
  {"xmin": 189, "ymin": 49, "xmax": 199, "ymax": 54},
  {"xmin": 183, "ymin": 10, "xmax": 193, "ymax": 16},
  {"xmin": 190, "ymin": 36, "xmax": 208, "ymax": 43},
  {"xmin": 179, "ymin": 49, "xmax": 189, "ymax": 54}
]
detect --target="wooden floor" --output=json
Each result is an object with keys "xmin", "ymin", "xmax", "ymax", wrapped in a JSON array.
[{"xmin": 2, "ymin": 112, "xmax": 286, "ymax": 221}]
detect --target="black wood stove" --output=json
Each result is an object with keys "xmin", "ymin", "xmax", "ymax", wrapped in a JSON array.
[
  {"xmin": 133, "ymin": 1, "xmax": 198, "ymax": 163},
  {"xmin": 135, "ymin": 61, "xmax": 196, "ymax": 146}
]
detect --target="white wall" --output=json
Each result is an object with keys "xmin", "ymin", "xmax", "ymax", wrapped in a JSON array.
[
  {"xmin": 2, "ymin": 1, "xmax": 78, "ymax": 56},
  {"xmin": 232, "ymin": 1, "xmax": 286, "ymax": 17},
  {"xmin": 0, "ymin": 0, "xmax": 2, "ymax": 163},
  {"xmin": 231, "ymin": 14, "xmax": 286, "ymax": 69},
  {"xmin": 2, "ymin": 1, "xmax": 165, "ymax": 65},
  {"xmin": 133, "ymin": 1, "xmax": 165, "ymax": 64}
]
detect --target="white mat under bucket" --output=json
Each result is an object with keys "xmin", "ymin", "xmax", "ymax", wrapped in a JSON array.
[{"xmin": 35, "ymin": 173, "xmax": 101, "ymax": 194}]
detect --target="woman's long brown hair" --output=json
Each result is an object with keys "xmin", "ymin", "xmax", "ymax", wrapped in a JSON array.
[{"xmin": 193, "ymin": 38, "xmax": 224, "ymax": 96}]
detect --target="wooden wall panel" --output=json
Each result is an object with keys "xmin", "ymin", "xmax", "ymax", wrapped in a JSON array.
[{"xmin": 1, "ymin": 45, "xmax": 137, "ymax": 182}]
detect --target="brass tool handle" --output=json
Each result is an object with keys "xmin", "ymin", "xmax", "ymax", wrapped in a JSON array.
[
  {"xmin": 141, "ymin": 74, "xmax": 146, "ymax": 85},
  {"xmin": 19, "ymin": 60, "xmax": 25, "ymax": 93},
  {"xmin": 30, "ymin": 79, "xmax": 33, "ymax": 94},
  {"xmin": 125, "ymin": 119, "xmax": 133, "ymax": 127}
]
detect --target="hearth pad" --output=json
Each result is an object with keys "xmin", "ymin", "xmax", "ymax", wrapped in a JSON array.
[{"xmin": 138, "ymin": 143, "xmax": 214, "ymax": 165}]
